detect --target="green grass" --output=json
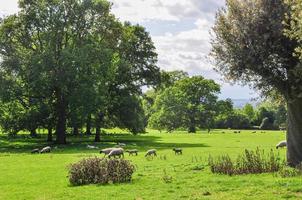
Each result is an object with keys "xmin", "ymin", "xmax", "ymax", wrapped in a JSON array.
[{"xmin": 1, "ymin": 129, "xmax": 301, "ymax": 200}]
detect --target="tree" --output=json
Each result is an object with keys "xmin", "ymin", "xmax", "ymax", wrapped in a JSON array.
[
  {"xmin": 149, "ymin": 76, "xmax": 220, "ymax": 133},
  {"xmin": 242, "ymin": 104, "xmax": 255, "ymax": 121},
  {"xmin": 211, "ymin": 0, "xmax": 302, "ymax": 166},
  {"xmin": 0, "ymin": 0, "xmax": 159, "ymax": 143}
]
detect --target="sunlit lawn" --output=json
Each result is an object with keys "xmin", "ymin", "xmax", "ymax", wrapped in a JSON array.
[{"xmin": 0, "ymin": 129, "xmax": 300, "ymax": 200}]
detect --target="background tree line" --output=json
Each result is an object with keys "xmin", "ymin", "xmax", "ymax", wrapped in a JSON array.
[{"xmin": 143, "ymin": 71, "xmax": 287, "ymax": 133}]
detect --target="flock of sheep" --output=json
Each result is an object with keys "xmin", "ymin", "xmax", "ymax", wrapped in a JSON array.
[
  {"xmin": 30, "ymin": 142, "xmax": 184, "ymax": 157},
  {"xmin": 30, "ymin": 139, "xmax": 287, "ymax": 155},
  {"xmin": 99, "ymin": 145, "xmax": 183, "ymax": 159}
]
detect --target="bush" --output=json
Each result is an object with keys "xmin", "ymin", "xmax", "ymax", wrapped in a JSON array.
[
  {"xmin": 68, "ymin": 157, "xmax": 135, "ymax": 186},
  {"xmin": 208, "ymin": 148, "xmax": 284, "ymax": 175}
]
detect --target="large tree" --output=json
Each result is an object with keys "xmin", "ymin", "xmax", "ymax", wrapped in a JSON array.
[
  {"xmin": 211, "ymin": 0, "xmax": 302, "ymax": 166},
  {"xmin": 149, "ymin": 76, "xmax": 220, "ymax": 133},
  {"xmin": 0, "ymin": 0, "xmax": 159, "ymax": 144}
]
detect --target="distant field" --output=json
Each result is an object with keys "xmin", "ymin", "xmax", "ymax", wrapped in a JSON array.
[{"xmin": 1, "ymin": 129, "xmax": 300, "ymax": 200}]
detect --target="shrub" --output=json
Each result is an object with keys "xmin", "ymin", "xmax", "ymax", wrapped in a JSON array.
[
  {"xmin": 68, "ymin": 157, "xmax": 135, "ymax": 186},
  {"xmin": 208, "ymin": 148, "xmax": 284, "ymax": 175}
]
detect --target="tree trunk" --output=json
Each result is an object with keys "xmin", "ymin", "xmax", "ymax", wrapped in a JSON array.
[
  {"xmin": 86, "ymin": 114, "xmax": 91, "ymax": 135},
  {"xmin": 73, "ymin": 125, "xmax": 79, "ymax": 135},
  {"xmin": 286, "ymin": 98, "xmax": 302, "ymax": 167},
  {"xmin": 55, "ymin": 89, "xmax": 67, "ymax": 144},
  {"xmin": 30, "ymin": 129, "xmax": 37, "ymax": 137},
  {"xmin": 95, "ymin": 112, "xmax": 104, "ymax": 142},
  {"xmin": 47, "ymin": 127, "xmax": 53, "ymax": 142},
  {"xmin": 188, "ymin": 126, "xmax": 196, "ymax": 133},
  {"xmin": 188, "ymin": 115, "xmax": 196, "ymax": 133}
]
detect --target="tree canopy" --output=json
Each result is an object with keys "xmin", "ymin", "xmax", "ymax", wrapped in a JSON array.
[
  {"xmin": 149, "ymin": 76, "xmax": 220, "ymax": 133},
  {"xmin": 0, "ymin": 0, "xmax": 159, "ymax": 144}
]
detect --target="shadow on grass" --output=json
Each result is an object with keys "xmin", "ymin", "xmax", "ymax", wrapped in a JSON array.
[{"xmin": 0, "ymin": 133, "xmax": 209, "ymax": 154}]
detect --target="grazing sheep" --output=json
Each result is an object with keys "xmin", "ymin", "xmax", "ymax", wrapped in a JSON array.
[
  {"xmin": 87, "ymin": 145, "xmax": 98, "ymax": 149},
  {"xmin": 145, "ymin": 149, "xmax": 157, "ymax": 157},
  {"xmin": 252, "ymin": 131, "xmax": 256, "ymax": 133},
  {"xmin": 117, "ymin": 142, "xmax": 126, "ymax": 147},
  {"xmin": 172, "ymin": 148, "xmax": 182, "ymax": 155},
  {"xmin": 276, "ymin": 140, "xmax": 287, "ymax": 149},
  {"xmin": 40, "ymin": 146, "xmax": 51, "ymax": 153},
  {"xmin": 126, "ymin": 149, "xmax": 138, "ymax": 156},
  {"xmin": 108, "ymin": 148, "xmax": 124, "ymax": 159},
  {"xmin": 31, "ymin": 148, "xmax": 40, "ymax": 154},
  {"xmin": 100, "ymin": 148, "xmax": 115, "ymax": 156}
]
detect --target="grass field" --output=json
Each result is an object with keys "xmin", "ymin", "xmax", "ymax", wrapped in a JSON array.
[{"xmin": 0, "ymin": 129, "xmax": 300, "ymax": 200}]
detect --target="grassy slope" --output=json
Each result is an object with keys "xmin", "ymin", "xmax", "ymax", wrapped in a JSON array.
[{"xmin": 0, "ymin": 129, "xmax": 301, "ymax": 200}]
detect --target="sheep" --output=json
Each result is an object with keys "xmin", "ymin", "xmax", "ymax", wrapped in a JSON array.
[
  {"xmin": 172, "ymin": 148, "xmax": 182, "ymax": 155},
  {"xmin": 125, "ymin": 149, "xmax": 138, "ymax": 156},
  {"xmin": 145, "ymin": 149, "xmax": 157, "ymax": 157},
  {"xmin": 252, "ymin": 131, "xmax": 256, "ymax": 133},
  {"xmin": 31, "ymin": 148, "xmax": 40, "ymax": 154},
  {"xmin": 117, "ymin": 142, "xmax": 126, "ymax": 147},
  {"xmin": 40, "ymin": 146, "xmax": 51, "ymax": 153},
  {"xmin": 276, "ymin": 140, "xmax": 287, "ymax": 149},
  {"xmin": 100, "ymin": 148, "xmax": 115, "ymax": 156},
  {"xmin": 87, "ymin": 145, "xmax": 98, "ymax": 149},
  {"xmin": 108, "ymin": 148, "xmax": 124, "ymax": 159}
]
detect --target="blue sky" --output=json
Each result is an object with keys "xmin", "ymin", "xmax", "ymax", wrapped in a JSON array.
[{"xmin": 0, "ymin": 0, "xmax": 258, "ymax": 99}]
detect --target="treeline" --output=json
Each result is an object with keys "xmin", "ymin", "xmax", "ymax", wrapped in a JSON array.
[{"xmin": 144, "ymin": 71, "xmax": 287, "ymax": 132}]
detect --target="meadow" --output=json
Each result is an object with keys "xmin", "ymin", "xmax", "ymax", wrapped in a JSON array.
[{"xmin": 0, "ymin": 129, "xmax": 300, "ymax": 200}]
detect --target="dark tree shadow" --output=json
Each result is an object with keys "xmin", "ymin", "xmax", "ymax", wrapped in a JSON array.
[{"xmin": 0, "ymin": 133, "xmax": 210, "ymax": 154}]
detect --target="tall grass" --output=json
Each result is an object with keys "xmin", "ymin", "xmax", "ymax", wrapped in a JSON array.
[{"xmin": 208, "ymin": 148, "xmax": 284, "ymax": 175}]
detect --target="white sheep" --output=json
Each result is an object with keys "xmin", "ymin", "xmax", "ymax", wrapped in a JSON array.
[
  {"xmin": 276, "ymin": 140, "xmax": 287, "ymax": 149},
  {"xmin": 108, "ymin": 148, "xmax": 124, "ymax": 159},
  {"xmin": 87, "ymin": 145, "xmax": 98, "ymax": 149},
  {"xmin": 100, "ymin": 148, "xmax": 115, "ymax": 156},
  {"xmin": 126, "ymin": 149, "xmax": 138, "ymax": 156},
  {"xmin": 145, "ymin": 149, "xmax": 157, "ymax": 157},
  {"xmin": 40, "ymin": 146, "xmax": 51, "ymax": 153},
  {"xmin": 31, "ymin": 148, "xmax": 40, "ymax": 154}
]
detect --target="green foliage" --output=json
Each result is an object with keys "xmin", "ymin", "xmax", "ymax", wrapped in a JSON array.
[
  {"xmin": 215, "ymin": 111, "xmax": 251, "ymax": 129},
  {"xmin": 68, "ymin": 157, "xmax": 135, "ymax": 186},
  {"xmin": 149, "ymin": 76, "xmax": 220, "ymax": 132},
  {"xmin": 0, "ymin": 0, "xmax": 159, "ymax": 141},
  {"xmin": 208, "ymin": 149, "xmax": 284, "ymax": 176}
]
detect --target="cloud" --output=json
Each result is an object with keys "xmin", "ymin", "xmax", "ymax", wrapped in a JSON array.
[{"xmin": 0, "ymin": 0, "xmax": 19, "ymax": 16}]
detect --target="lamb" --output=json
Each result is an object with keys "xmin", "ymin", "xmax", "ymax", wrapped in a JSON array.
[
  {"xmin": 125, "ymin": 149, "xmax": 138, "ymax": 156},
  {"xmin": 108, "ymin": 148, "xmax": 124, "ymax": 159},
  {"xmin": 145, "ymin": 149, "xmax": 157, "ymax": 157},
  {"xmin": 87, "ymin": 145, "xmax": 98, "ymax": 149},
  {"xmin": 100, "ymin": 148, "xmax": 115, "ymax": 156},
  {"xmin": 40, "ymin": 146, "xmax": 51, "ymax": 153},
  {"xmin": 172, "ymin": 148, "xmax": 182, "ymax": 155},
  {"xmin": 31, "ymin": 148, "xmax": 40, "ymax": 154},
  {"xmin": 276, "ymin": 140, "xmax": 287, "ymax": 149}
]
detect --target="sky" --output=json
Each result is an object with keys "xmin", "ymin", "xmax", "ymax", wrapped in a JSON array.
[{"xmin": 0, "ymin": 0, "xmax": 258, "ymax": 99}]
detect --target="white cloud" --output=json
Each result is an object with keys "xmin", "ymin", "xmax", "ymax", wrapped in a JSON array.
[{"xmin": 0, "ymin": 0, "xmax": 19, "ymax": 16}]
